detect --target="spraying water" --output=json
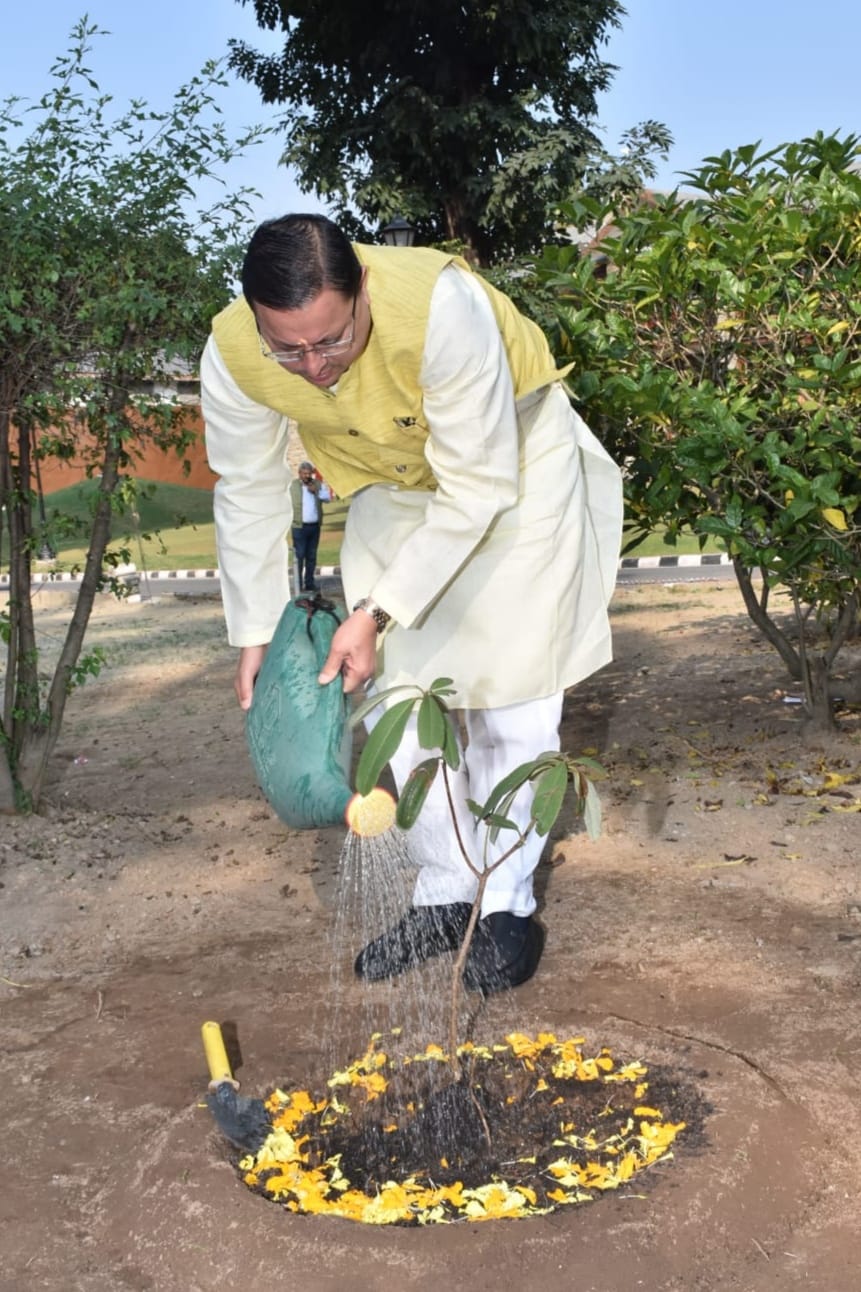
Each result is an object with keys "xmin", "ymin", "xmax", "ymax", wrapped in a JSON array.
[
  {"xmin": 324, "ymin": 827, "xmax": 452, "ymax": 1065},
  {"xmin": 322, "ymin": 823, "xmax": 530, "ymax": 1067}
]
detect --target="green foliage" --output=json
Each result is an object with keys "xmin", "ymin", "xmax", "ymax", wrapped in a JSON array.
[
  {"xmin": 352, "ymin": 679, "xmax": 602, "ymax": 841},
  {"xmin": 476, "ymin": 750, "xmax": 603, "ymax": 842},
  {"xmin": 536, "ymin": 133, "xmax": 861, "ymax": 727},
  {"xmin": 353, "ymin": 696, "xmax": 418, "ymax": 796},
  {"xmin": 67, "ymin": 647, "xmax": 107, "ymax": 692},
  {"xmin": 351, "ymin": 675, "xmax": 603, "ymax": 1070},
  {"xmin": 1, "ymin": 20, "xmax": 264, "ymax": 463},
  {"xmin": 0, "ymin": 19, "xmax": 267, "ymax": 809},
  {"xmin": 396, "ymin": 758, "xmax": 439, "ymax": 831},
  {"xmin": 351, "ymin": 677, "xmax": 460, "ymax": 804},
  {"xmin": 230, "ymin": 0, "xmax": 671, "ymax": 265}
]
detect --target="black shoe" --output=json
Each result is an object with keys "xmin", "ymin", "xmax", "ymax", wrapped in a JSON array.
[
  {"xmin": 303, "ymin": 581, "xmax": 318, "ymax": 592},
  {"xmin": 462, "ymin": 912, "xmax": 544, "ymax": 994},
  {"xmin": 355, "ymin": 903, "xmax": 472, "ymax": 981}
]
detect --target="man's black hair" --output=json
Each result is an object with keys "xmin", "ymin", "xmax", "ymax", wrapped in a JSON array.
[{"xmin": 241, "ymin": 214, "xmax": 362, "ymax": 310}]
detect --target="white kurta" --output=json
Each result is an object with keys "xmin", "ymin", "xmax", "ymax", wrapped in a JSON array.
[{"xmin": 202, "ymin": 264, "xmax": 622, "ymax": 710}]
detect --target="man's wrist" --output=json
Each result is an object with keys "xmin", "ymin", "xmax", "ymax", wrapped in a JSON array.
[{"xmin": 352, "ymin": 598, "xmax": 392, "ymax": 634}]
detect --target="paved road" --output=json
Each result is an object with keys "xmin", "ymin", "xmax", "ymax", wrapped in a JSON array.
[
  {"xmin": 616, "ymin": 554, "xmax": 735, "ymax": 586},
  {"xmin": 3, "ymin": 554, "xmax": 737, "ymax": 599}
]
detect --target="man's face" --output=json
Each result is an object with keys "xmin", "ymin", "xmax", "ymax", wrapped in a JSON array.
[
  {"xmin": 299, "ymin": 466, "xmax": 313, "ymax": 483},
  {"xmin": 255, "ymin": 273, "xmax": 370, "ymax": 389}
]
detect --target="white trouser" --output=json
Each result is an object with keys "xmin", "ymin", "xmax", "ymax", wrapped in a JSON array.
[{"xmin": 368, "ymin": 693, "xmax": 563, "ymax": 918}]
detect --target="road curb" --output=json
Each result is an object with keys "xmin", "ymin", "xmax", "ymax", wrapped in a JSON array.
[
  {"xmin": 3, "ymin": 553, "xmax": 733, "ymax": 590},
  {"xmin": 619, "ymin": 553, "xmax": 732, "ymax": 570}
]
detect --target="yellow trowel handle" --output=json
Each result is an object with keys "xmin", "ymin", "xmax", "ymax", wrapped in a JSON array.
[{"xmin": 201, "ymin": 1020, "xmax": 239, "ymax": 1090}]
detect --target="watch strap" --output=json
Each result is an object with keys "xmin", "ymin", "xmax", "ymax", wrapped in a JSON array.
[{"xmin": 353, "ymin": 598, "xmax": 391, "ymax": 634}]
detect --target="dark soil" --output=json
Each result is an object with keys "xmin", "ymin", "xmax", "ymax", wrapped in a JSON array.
[{"xmin": 244, "ymin": 1052, "xmax": 712, "ymax": 1221}]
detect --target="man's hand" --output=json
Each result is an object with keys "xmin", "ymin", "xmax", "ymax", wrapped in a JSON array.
[
  {"xmin": 235, "ymin": 643, "xmax": 268, "ymax": 710},
  {"xmin": 318, "ymin": 612, "xmax": 378, "ymax": 693}
]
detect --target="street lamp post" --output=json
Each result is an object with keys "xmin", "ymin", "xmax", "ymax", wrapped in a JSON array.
[{"xmin": 380, "ymin": 215, "xmax": 417, "ymax": 247}]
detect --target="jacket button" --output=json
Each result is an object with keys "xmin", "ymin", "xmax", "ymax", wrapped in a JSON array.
[
  {"xmin": 348, "ymin": 428, "xmax": 360, "ymax": 436},
  {"xmin": 395, "ymin": 465, "xmax": 407, "ymax": 473}
]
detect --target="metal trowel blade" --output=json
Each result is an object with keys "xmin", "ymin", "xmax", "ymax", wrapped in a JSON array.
[{"xmin": 207, "ymin": 1080, "xmax": 272, "ymax": 1152}]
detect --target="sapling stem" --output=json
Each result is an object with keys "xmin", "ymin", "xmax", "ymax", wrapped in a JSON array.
[
  {"xmin": 353, "ymin": 680, "xmax": 602, "ymax": 1111},
  {"xmin": 441, "ymin": 762, "xmax": 530, "ymax": 1082}
]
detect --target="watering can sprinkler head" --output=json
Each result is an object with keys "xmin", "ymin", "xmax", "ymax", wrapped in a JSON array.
[{"xmin": 345, "ymin": 786, "xmax": 397, "ymax": 837}]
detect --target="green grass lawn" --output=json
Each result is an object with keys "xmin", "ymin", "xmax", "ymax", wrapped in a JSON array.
[
  {"xmin": 622, "ymin": 526, "xmax": 724, "ymax": 559},
  {"xmin": 29, "ymin": 480, "xmax": 720, "ymax": 571},
  {"xmin": 33, "ymin": 480, "xmax": 348, "ymax": 571}
]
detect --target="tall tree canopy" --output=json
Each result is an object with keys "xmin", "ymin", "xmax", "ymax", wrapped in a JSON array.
[{"xmin": 229, "ymin": 0, "xmax": 670, "ymax": 264}]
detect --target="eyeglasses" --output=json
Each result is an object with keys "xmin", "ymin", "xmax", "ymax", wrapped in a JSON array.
[{"xmin": 258, "ymin": 295, "xmax": 357, "ymax": 366}]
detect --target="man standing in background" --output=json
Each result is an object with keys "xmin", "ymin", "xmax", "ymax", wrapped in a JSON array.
[{"xmin": 289, "ymin": 460, "xmax": 328, "ymax": 591}]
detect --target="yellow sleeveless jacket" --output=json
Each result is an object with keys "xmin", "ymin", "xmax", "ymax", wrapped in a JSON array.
[{"xmin": 211, "ymin": 245, "xmax": 571, "ymax": 499}]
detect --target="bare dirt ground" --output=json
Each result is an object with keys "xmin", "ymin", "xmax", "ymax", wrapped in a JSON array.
[{"xmin": 1, "ymin": 577, "xmax": 860, "ymax": 1292}]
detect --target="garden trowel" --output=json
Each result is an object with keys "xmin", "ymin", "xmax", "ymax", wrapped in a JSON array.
[{"xmin": 201, "ymin": 1020, "xmax": 272, "ymax": 1152}]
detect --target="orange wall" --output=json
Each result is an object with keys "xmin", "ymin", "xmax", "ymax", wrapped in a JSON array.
[{"xmin": 38, "ymin": 407, "xmax": 218, "ymax": 495}]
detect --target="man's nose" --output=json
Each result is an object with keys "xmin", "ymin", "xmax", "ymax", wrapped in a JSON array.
[{"xmin": 302, "ymin": 349, "xmax": 328, "ymax": 374}]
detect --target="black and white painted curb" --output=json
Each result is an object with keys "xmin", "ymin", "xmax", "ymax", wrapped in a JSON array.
[
  {"xmin": 619, "ymin": 553, "xmax": 732, "ymax": 571},
  {"xmin": 1, "ymin": 552, "xmax": 733, "ymax": 593},
  {"xmin": 1, "ymin": 567, "xmax": 222, "ymax": 586}
]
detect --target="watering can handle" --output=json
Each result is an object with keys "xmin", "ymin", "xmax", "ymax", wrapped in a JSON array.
[{"xmin": 201, "ymin": 1020, "xmax": 240, "ymax": 1091}]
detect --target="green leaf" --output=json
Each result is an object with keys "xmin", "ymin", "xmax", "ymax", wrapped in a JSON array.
[
  {"xmin": 531, "ymin": 761, "xmax": 569, "ymax": 837},
  {"xmin": 416, "ymin": 694, "xmax": 447, "ymax": 750},
  {"xmin": 349, "ymin": 683, "xmax": 420, "ymax": 729},
  {"xmin": 569, "ymin": 754, "xmax": 606, "ymax": 779},
  {"xmin": 441, "ymin": 715, "xmax": 461, "ymax": 771},
  {"xmin": 395, "ymin": 758, "xmax": 438, "ymax": 830},
  {"xmin": 354, "ymin": 696, "xmax": 417, "ymax": 795},
  {"xmin": 481, "ymin": 759, "xmax": 541, "ymax": 818},
  {"xmin": 482, "ymin": 811, "xmax": 521, "ymax": 835}
]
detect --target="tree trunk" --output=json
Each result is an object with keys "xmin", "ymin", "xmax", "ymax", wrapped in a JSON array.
[
  {"xmin": 14, "ymin": 421, "xmax": 122, "ymax": 809},
  {"xmin": 12, "ymin": 727, "xmax": 54, "ymax": 808},
  {"xmin": 0, "ymin": 415, "xmax": 40, "ymax": 802},
  {"xmin": 733, "ymin": 559, "xmax": 802, "ymax": 678},
  {"xmin": 732, "ymin": 562, "xmax": 859, "ymax": 733},
  {"xmin": 800, "ymin": 652, "xmax": 837, "ymax": 733},
  {"xmin": 794, "ymin": 587, "xmax": 858, "ymax": 734},
  {"xmin": 0, "ymin": 745, "xmax": 16, "ymax": 813},
  {"xmin": 8, "ymin": 419, "xmax": 41, "ymax": 763},
  {"xmin": 0, "ymin": 406, "xmax": 16, "ymax": 741},
  {"xmin": 442, "ymin": 194, "xmax": 484, "ymax": 266},
  {"xmin": 12, "ymin": 355, "xmax": 134, "ymax": 811}
]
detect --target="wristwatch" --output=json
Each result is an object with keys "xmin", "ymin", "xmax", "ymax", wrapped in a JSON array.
[{"xmin": 352, "ymin": 597, "xmax": 392, "ymax": 634}]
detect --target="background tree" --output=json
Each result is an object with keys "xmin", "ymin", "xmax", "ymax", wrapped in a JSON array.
[
  {"xmin": 536, "ymin": 134, "xmax": 861, "ymax": 730},
  {"xmin": 0, "ymin": 20, "xmax": 264, "ymax": 812},
  {"xmin": 229, "ymin": 0, "xmax": 670, "ymax": 265}
]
